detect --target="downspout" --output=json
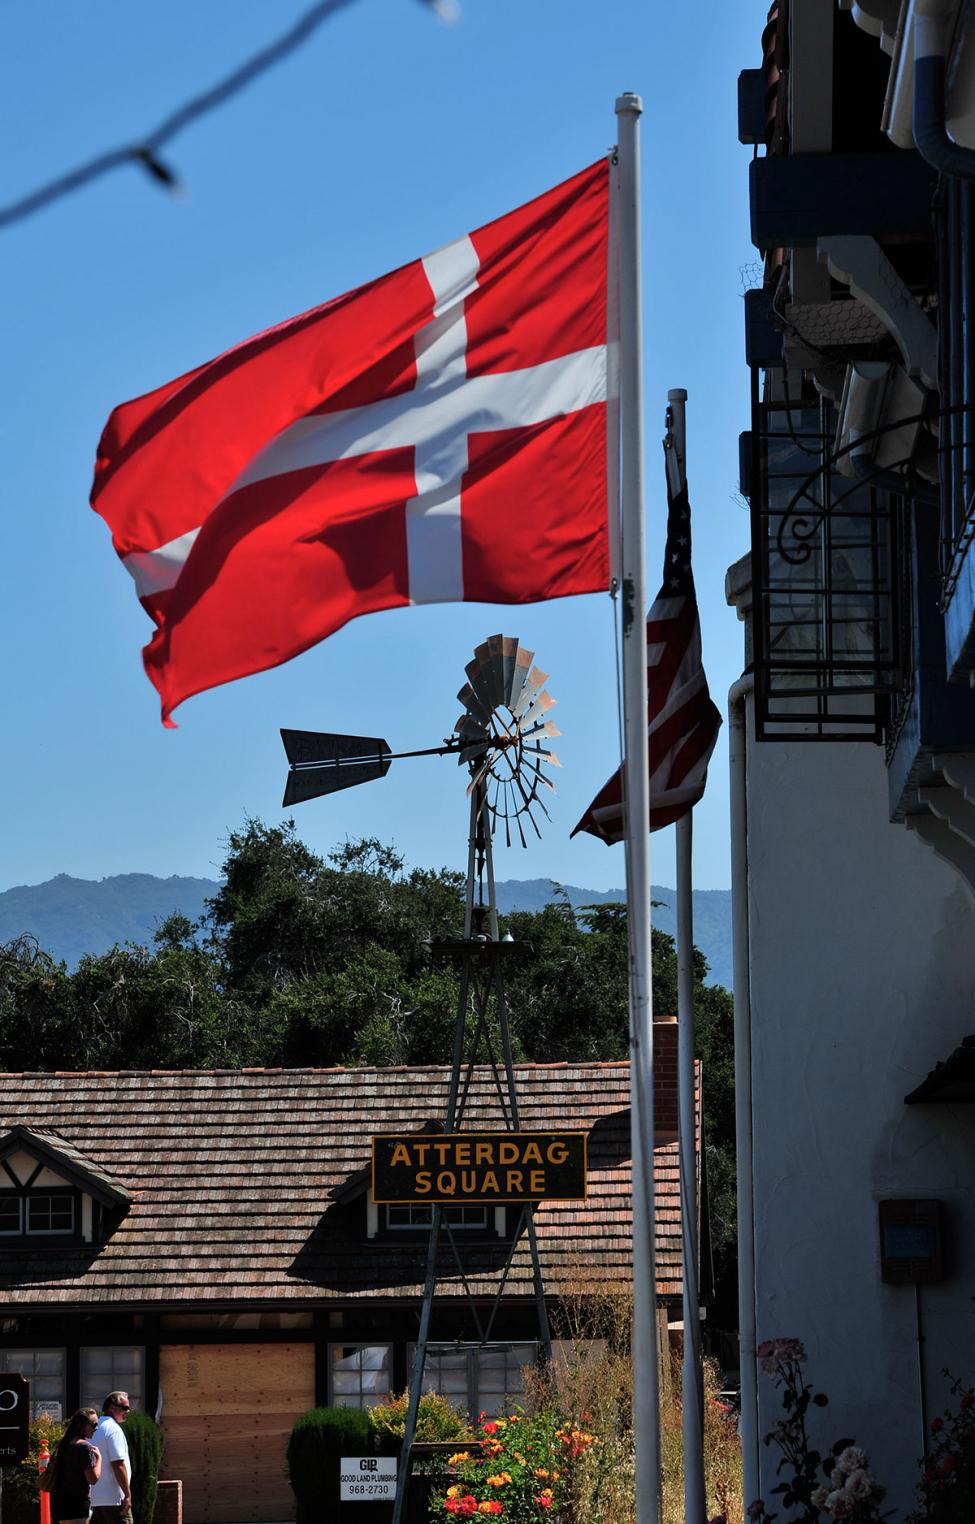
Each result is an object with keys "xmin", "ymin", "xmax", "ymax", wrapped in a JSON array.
[
  {"xmin": 913, "ymin": 1, "xmax": 975, "ymax": 179},
  {"xmin": 729, "ymin": 673, "xmax": 759, "ymax": 1511}
]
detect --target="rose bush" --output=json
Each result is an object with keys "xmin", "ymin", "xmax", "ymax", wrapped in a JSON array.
[
  {"xmin": 907, "ymin": 1374, "xmax": 975, "ymax": 1523},
  {"xmin": 435, "ymin": 1409, "xmax": 602, "ymax": 1521},
  {"xmin": 748, "ymin": 1340, "xmax": 886, "ymax": 1524}
]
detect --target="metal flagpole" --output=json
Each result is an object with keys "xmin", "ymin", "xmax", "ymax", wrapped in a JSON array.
[
  {"xmin": 670, "ymin": 390, "xmax": 707, "ymax": 1523},
  {"xmin": 615, "ymin": 91, "xmax": 661, "ymax": 1524}
]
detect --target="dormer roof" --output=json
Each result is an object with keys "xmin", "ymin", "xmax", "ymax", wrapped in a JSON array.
[{"xmin": 0, "ymin": 1122, "xmax": 132, "ymax": 1208}]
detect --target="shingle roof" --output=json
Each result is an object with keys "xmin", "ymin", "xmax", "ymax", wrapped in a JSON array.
[
  {"xmin": 0, "ymin": 1043, "xmax": 699, "ymax": 1309},
  {"xmin": 0, "ymin": 1123, "xmax": 132, "ymax": 1207}
]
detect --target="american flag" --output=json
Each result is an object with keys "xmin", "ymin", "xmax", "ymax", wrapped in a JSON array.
[{"xmin": 572, "ymin": 428, "xmax": 721, "ymax": 843}]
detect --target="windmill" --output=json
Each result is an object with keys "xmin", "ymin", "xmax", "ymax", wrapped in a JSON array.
[{"xmin": 280, "ymin": 634, "xmax": 565, "ymax": 1523}]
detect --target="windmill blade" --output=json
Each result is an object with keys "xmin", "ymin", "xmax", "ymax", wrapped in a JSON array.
[
  {"xmin": 465, "ymin": 657, "xmax": 495, "ymax": 717},
  {"xmin": 456, "ymin": 683, "xmax": 492, "ymax": 727},
  {"xmin": 280, "ymin": 730, "xmax": 391, "ymax": 806},
  {"xmin": 521, "ymin": 687, "xmax": 557, "ymax": 728},
  {"xmin": 512, "ymin": 666, "xmax": 548, "ymax": 720},
  {"xmin": 486, "ymin": 634, "xmax": 508, "ymax": 707},
  {"xmin": 500, "ymin": 636, "xmax": 519, "ymax": 705},
  {"xmin": 507, "ymin": 645, "xmax": 534, "ymax": 715},
  {"xmin": 523, "ymin": 745, "xmax": 562, "ymax": 767}
]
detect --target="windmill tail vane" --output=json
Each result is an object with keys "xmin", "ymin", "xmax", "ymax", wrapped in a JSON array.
[{"xmin": 280, "ymin": 635, "xmax": 561, "ymax": 841}]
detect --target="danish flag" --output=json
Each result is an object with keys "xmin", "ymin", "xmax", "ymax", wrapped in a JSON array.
[{"xmin": 91, "ymin": 160, "xmax": 613, "ymax": 725}]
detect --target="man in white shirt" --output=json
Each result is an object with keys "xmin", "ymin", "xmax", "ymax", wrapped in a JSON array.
[{"xmin": 91, "ymin": 1391, "xmax": 134, "ymax": 1524}]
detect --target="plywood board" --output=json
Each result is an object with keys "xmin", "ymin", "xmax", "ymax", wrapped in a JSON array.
[{"xmin": 159, "ymin": 1343, "xmax": 314, "ymax": 1524}]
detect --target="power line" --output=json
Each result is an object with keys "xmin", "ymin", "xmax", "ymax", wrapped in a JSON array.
[{"xmin": 0, "ymin": 0, "xmax": 454, "ymax": 231}]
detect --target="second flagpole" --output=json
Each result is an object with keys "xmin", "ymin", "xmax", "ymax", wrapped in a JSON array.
[
  {"xmin": 615, "ymin": 91, "xmax": 661, "ymax": 1524},
  {"xmin": 670, "ymin": 388, "xmax": 708, "ymax": 1523}
]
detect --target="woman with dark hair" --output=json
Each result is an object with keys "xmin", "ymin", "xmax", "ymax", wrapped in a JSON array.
[{"xmin": 50, "ymin": 1408, "xmax": 101, "ymax": 1524}]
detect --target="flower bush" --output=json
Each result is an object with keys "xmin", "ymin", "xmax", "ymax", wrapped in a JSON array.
[
  {"xmin": 748, "ymin": 1339, "xmax": 886, "ymax": 1524},
  {"xmin": 370, "ymin": 1389, "xmax": 472, "ymax": 1448},
  {"xmin": 435, "ymin": 1408, "xmax": 601, "ymax": 1521},
  {"xmin": 907, "ymin": 1374, "xmax": 975, "ymax": 1523}
]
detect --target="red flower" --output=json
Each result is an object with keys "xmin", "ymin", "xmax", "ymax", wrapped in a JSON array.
[
  {"xmin": 483, "ymin": 1422, "xmax": 499, "ymax": 1436},
  {"xmin": 535, "ymin": 1498, "xmax": 553, "ymax": 1510},
  {"xmin": 941, "ymin": 1455, "xmax": 959, "ymax": 1475},
  {"xmin": 932, "ymin": 1417, "xmax": 944, "ymax": 1434},
  {"xmin": 961, "ymin": 1392, "xmax": 974, "ymax": 1413}
]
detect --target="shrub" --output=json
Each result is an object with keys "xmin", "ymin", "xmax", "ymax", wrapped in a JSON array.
[
  {"xmin": 124, "ymin": 1411, "xmax": 164, "ymax": 1524},
  {"xmin": 369, "ymin": 1392, "xmax": 471, "ymax": 1450},
  {"xmin": 1, "ymin": 1417, "xmax": 65, "ymax": 1524},
  {"xmin": 287, "ymin": 1406, "xmax": 373, "ymax": 1513}
]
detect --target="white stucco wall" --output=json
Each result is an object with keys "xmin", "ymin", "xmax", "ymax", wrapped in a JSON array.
[{"xmin": 743, "ymin": 689, "xmax": 975, "ymax": 1514}]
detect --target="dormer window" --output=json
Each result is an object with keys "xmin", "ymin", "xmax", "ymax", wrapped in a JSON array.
[
  {"xmin": 386, "ymin": 1204, "xmax": 488, "ymax": 1230},
  {"xmin": 0, "ymin": 1124, "xmax": 131, "ymax": 1246},
  {"xmin": 0, "ymin": 1191, "xmax": 77, "ymax": 1237}
]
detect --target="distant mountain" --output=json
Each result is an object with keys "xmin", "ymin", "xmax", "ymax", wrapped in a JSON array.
[
  {"xmin": 0, "ymin": 873, "xmax": 218, "ymax": 971},
  {"xmin": 0, "ymin": 872, "xmax": 732, "ymax": 990},
  {"xmin": 493, "ymin": 879, "xmax": 732, "ymax": 989}
]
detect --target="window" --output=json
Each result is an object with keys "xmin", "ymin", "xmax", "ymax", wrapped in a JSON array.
[
  {"xmin": 80, "ymin": 1347, "xmax": 145, "ymax": 1413},
  {"xmin": 26, "ymin": 1195, "xmax": 75, "ymax": 1234},
  {"xmin": 0, "ymin": 1190, "xmax": 77, "ymax": 1237},
  {"xmin": 0, "ymin": 1348, "xmax": 65, "ymax": 1420},
  {"xmin": 0, "ymin": 1198, "xmax": 22, "ymax": 1235},
  {"xmin": 386, "ymin": 1205, "xmax": 488, "ymax": 1230},
  {"xmin": 409, "ymin": 1343, "xmax": 537, "ymax": 1419},
  {"xmin": 328, "ymin": 1344, "xmax": 392, "ymax": 1410}
]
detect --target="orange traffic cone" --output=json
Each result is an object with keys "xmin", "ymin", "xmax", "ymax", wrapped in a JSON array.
[{"xmin": 38, "ymin": 1441, "xmax": 51, "ymax": 1524}]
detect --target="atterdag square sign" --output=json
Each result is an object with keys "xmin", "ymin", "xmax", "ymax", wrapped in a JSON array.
[{"xmin": 372, "ymin": 1130, "xmax": 587, "ymax": 1204}]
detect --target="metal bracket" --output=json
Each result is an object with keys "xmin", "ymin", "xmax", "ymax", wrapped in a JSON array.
[
  {"xmin": 818, "ymin": 234, "xmax": 939, "ymax": 389},
  {"xmin": 905, "ymin": 752, "xmax": 975, "ymax": 900}
]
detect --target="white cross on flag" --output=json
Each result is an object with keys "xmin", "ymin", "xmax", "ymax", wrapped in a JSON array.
[{"xmin": 91, "ymin": 160, "xmax": 613, "ymax": 725}]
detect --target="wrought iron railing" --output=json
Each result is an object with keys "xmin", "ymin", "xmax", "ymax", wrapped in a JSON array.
[
  {"xmin": 937, "ymin": 177, "xmax": 975, "ymax": 609},
  {"xmin": 750, "ymin": 379, "xmax": 908, "ymax": 741}
]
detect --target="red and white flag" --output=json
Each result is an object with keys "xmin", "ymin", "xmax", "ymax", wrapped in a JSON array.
[
  {"xmin": 572, "ymin": 432, "xmax": 721, "ymax": 843},
  {"xmin": 91, "ymin": 161, "xmax": 613, "ymax": 725}
]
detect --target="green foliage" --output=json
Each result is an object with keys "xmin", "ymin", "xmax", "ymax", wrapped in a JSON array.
[
  {"xmin": 369, "ymin": 1392, "xmax": 471, "ymax": 1448},
  {"xmin": 0, "ymin": 1416, "xmax": 64, "ymax": 1524},
  {"xmin": 287, "ymin": 1406, "xmax": 373, "ymax": 1504},
  {"xmin": 124, "ymin": 1411, "xmax": 164, "ymax": 1524}
]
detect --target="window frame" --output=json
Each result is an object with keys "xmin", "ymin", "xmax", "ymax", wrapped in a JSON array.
[
  {"xmin": 407, "ymin": 1341, "xmax": 538, "ymax": 1419},
  {"xmin": 80, "ymin": 1345, "xmax": 146, "ymax": 1413},
  {"xmin": 0, "ymin": 1187, "xmax": 81, "ymax": 1241},
  {"xmin": 327, "ymin": 1342, "xmax": 394, "ymax": 1411},
  {"xmin": 0, "ymin": 1347, "xmax": 67, "ymax": 1420},
  {"xmin": 385, "ymin": 1204, "xmax": 489, "ymax": 1231}
]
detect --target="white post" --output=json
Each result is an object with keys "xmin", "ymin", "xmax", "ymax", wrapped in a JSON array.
[
  {"xmin": 677, "ymin": 814, "xmax": 707, "ymax": 1521},
  {"xmin": 615, "ymin": 91, "xmax": 661, "ymax": 1524},
  {"xmin": 729, "ymin": 674, "xmax": 759, "ymax": 1510},
  {"xmin": 670, "ymin": 388, "xmax": 707, "ymax": 1524}
]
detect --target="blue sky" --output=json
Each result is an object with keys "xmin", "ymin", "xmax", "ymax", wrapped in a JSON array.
[{"xmin": 1, "ymin": 0, "xmax": 767, "ymax": 896}]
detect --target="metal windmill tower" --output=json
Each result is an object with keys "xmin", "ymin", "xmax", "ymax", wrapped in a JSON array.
[{"xmin": 281, "ymin": 634, "xmax": 564, "ymax": 1521}]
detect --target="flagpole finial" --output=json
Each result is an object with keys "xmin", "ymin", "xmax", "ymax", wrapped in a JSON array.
[
  {"xmin": 615, "ymin": 92, "xmax": 643, "ymax": 115},
  {"xmin": 667, "ymin": 387, "xmax": 688, "ymax": 402}
]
